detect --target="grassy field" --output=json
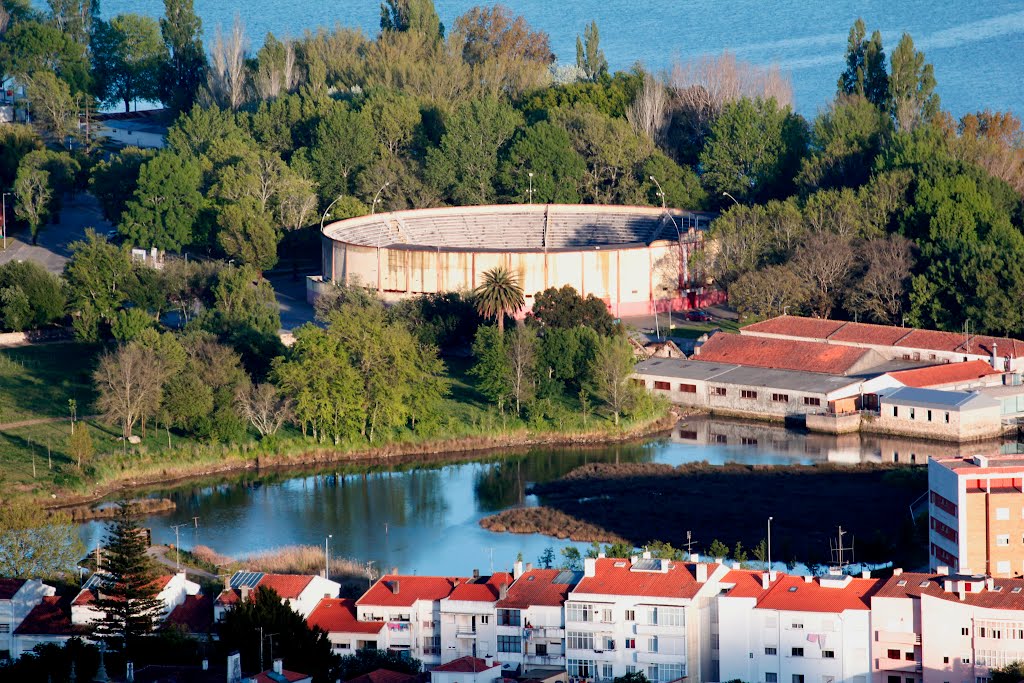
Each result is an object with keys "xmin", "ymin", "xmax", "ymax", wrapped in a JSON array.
[{"xmin": 0, "ymin": 342, "xmax": 671, "ymax": 505}]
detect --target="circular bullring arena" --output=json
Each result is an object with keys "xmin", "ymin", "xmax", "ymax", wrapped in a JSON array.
[{"xmin": 316, "ymin": 204, "xmax": 718, "ymax": 317}]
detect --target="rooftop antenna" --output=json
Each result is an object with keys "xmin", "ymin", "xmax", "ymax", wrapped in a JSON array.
[
  {"xmin": 486, "ymin": 547, "xmax": 495, "ymax": 575},
  {"xmin": 829, "ymin": 526, "xmax": 855, "ymax": 570},
  {"xmin": 683, "ymin": 531, "xmax": 697, "ymax": 555}
]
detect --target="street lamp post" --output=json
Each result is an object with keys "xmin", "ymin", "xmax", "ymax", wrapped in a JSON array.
[
  {"xmin": 527, "ymin": 172, "xmax": 534, "ymax": 204},
  {"xmin": 171, "ymin": 523, "xmax": 188, "ymax": 571},
  {"xmin": 722, "ymin": 191, "xmax": 740, "ymax": 207},
  {"xmin": 1, "ymin": 191, "xmax": 11, "ymax": 250},
  {"xmin": 325, "ymin": 534, "xmax": 332, "ymax": 580},
  {"xmin": 767, "ymin": 516, "xmax": 773, "ymax": 575},
  {"xmin": 320, "ymin": 195, "xmax": 346, "ymax": 232},
  {"xmin": 371, "ymin": 181, "xmax": 390, "ymax": 215},
  {"xmin": 650, "ymin": 175, "xmax": 681, "ymax": 333}
]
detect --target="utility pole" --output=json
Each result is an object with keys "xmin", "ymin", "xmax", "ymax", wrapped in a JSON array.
[
  {"xmin": 767, "ymin": 516, "xmax": 773, "ymax": 574},
  {"xmin": 1, "ymin": 191, "xmax": 10, "ymax": 250},
  {"xmin": 170, "ymin": 524, "xmax": 188, "ymax": 570},
  {"xmin": 528, "ymin": 172, "xmax": 534, "ymax": 204},
  {"xmin": 325, "ymin": 534, "xmax": 332, "ymax": 580}
]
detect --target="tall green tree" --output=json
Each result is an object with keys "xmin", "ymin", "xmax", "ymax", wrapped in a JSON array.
[
  {"xmin": 589, "ymin": 334, "xmax": 636, "ymax": 426},
  {"xmin": 498, "ymin": 120, "xmax": 586, "ymax": 203},
  {"xmin": 379, "ymin": 0, "xmax": 444, "ymax": 38},
  {"xmin": 530, "ymin": 285, "xmax": 617, "ymax": 336},
  {"xmin": 121, "ymin": 151, "xmax": 204, "ymax": 251},
  {"xmin": 0, "ymin": 19, "xmax": 91, "ymax": 93},
  {"xmin": 24, "ymin": 69, "xmax": 80, "ymax": 140},
  {"xmin": 837, "ymin": 19, "xmax": 888, "ymax": 108},
  {"xmin": 0, "ymin": 260, "xmax": 66, "ymax": 331},
  {"xmin": 474, "ymin": 265, "xmax": 524, "ymax": 334},
  {"xmin": 698, "ymin": 97, "xmax": 808, "ymax": 205},
  {"xmin": 13, "ymin": 164, "xmax": 50, "ymax": 244},
  {"xmin": 159, "ymin": 0, "xmax": 206, "ymax": 111},
  {"xmin": 575, "ymin": 20, "xmax": 607, "ymax": 81},
  {"xmin": 93, "ymin": 504, "xmax": 166, "ymax": 652},
  {"xmin": 64, "ymin": 229, "xmax": 135, "ymax": 323},
  {"xmin": 0, "ymin": 501, "xmax": 84, "ymax": 579},
  {"xmin": 215, "ymin": 197, "xmax": 279, "ymax": 270},
  {"xmin": 471, "ymin": 325, "xmax": 512, "ymax": 412},
  {"xmin": 425, "ymin": 96, "xmax": 522, "ymax": 205},
  {"xmin": 309, "ymin": 104, "xmax": 375, "ymax": 204},
  {"xmin": 47, "ymin": 0, "xmax": 100, "ymax": 46},
  {"xmin": 888, "ymin": 33, "xmax": 939, "ymax": 131},
  {"xmin": 798, "ymin": 94, "xmax": 891, "ymax": 192},
  {"xmin": 90, "ymin": 146, "xmax": 156, "ymax": 224},
  {"xmin": 91, "ymin": 14, "xmax": 168, "ymax": 112}
]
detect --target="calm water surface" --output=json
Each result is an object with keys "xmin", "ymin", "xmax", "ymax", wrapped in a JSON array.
[
  {"xmin": 87, "ymin": 0, "xmax": 1024, "ymax": 117},
  {"xmin": 81, "ymin": 416, "xmax": 1008, "ymax": 575}
]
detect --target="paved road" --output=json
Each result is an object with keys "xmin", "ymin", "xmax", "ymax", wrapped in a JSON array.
[
  {"xmin": 0, "ymin": 192, "xmax": 112, "ymax": 274},
  {"xmin": 267, "ymin": 271, "xmax": 318, "ymax": 332},
  {"xmin": 148, "ymin": 544, "xmax": 218, "ymax": 581}
]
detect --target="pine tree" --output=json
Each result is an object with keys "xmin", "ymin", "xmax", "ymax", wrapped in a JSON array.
[
  {"xmin": 93, "ymin": 503, "xmax": 166, "ymax": 652},
  {"xmin": 837, "ymin": 19, "xmax": 888, "ymax": 109},
  {"xmin": 575, "ymin": 20, "xmax": 607, "ymax": 81}
]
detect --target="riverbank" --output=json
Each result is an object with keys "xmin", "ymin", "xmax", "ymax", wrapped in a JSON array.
[
  {"xmin": 480, "ymin": 461, "xmax": 928, "ymax": 567},
  {"xmin": 49, "ymin": 406, "xmax": 681, "ymax": 515}
]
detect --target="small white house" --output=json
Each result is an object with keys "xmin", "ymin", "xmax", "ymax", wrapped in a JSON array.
[
  {"xmin": 72, "ymin": 572, "xmax": 199, "ymax": 625},
  {"xmin": 214, "ymin": 571, "xmax": 340, "ymax": 621},
  {"xmin": 430, "ymin": 656, "xmax": 503, "ymax": 683}
]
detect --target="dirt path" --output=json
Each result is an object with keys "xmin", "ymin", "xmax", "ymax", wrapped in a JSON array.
[
  {"xmin": 147, "ymin": 545, "xmax": 218, "ymax": 581},
  {"xmin": 0, "ymin": 415, "xmax": 97, "ymax": 431}
]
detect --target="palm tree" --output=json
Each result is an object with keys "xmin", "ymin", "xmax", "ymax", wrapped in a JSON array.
[{"xmin": 474, "ymin": 265, "xmax": 525, "ymax": 334}]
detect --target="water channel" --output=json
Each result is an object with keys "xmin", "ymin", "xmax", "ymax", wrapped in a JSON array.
[{"xmin": 80, "ymin": 417, "xmax": 1019, "ymax": 576}]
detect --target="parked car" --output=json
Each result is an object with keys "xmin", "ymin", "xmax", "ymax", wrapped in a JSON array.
[{"xmin": 686, "ymin": 309, "xmax": 713, "ymax": 322}]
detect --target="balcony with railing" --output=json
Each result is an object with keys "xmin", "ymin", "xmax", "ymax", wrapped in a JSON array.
[
  {"xmin": 875, "ymin": 630, "xmax": 921, "ymax": 646},
  {"xmin": 874, "ymin": 657, "xmax": 923, "ymax": 674},
  {"xmin": 636, "ymin": 651, "xmax": 686, "ymax": 665},
  {"xmin": 635, "ymin": 623, "xmax": 686, "ymax": 636}
]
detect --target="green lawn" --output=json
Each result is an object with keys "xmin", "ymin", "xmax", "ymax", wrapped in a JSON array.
[{"xmin": 0, "ymin": 343, "xmax": 99, "ymax": 425}]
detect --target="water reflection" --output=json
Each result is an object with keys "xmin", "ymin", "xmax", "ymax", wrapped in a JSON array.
[{"xmin": 79, "ymin": 417, "xmax": 1022, "ymax": 576}]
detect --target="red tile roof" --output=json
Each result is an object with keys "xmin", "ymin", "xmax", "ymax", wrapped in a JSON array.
[
  {"xmin": 572, "ymin": 559, "xmax": 716, "ymax": 599},
  {"xmin": 14, "ymin": 596, "xmax": 89, "ymax": 636},
  {"xmin": 357, "ymin": 576, "xmax": 468, "ymax": 607},
  {"xmin": 721, "ymin": 570, "xmax": 772, "ymax": 598},
  {"xmin": 307, "ymin": 598, "xmax": 386, "ymax": 634},
  {"xmin": 433, "ymin": 657, "xmax": 501, "ymax": 673},
  {"xmin": 76, "ymin": 574, "xmax": 174, "ymax": 606},
  {"xmin": 896, "ymin": 329, "xmax": 971, "ymax": 353},
  {"xmin": 826, "ymin": 321, "xmax": 913, "ymax": 346},
  {"xmin": 888, "ymin": 360, "xmax": 1000, "ymax": 388},
  {"xmin": 347, "ymin": 670, "xmax": 417, "ymax": 683},
  {"xmin": 874, "ymin": 572, "xmax": 1024, "ymax": 609},
  {"xmin": 962, "ymin": 335, "xmax": 1024, "ymax": 358},
  {"xmin": 215, "ymin": 574, "xmax": 319, "ymax": 606},
  {"xmin": 0, "ymin": 578, "xmax": 27, "ymax": 600},
  {"xmin": 166, "ymin": 594, "xmax": 213, "ymax": 634},
  {"xmin": 252, "ymin": 669, "xmax": 311, "ymax": 683},
  {"xmin": 498, "ymin": 570, "xmax": 578, "ymax": 609},
  {"xmin": 754, "ymin": 574, "xmax": 878, "ymax": 612},
  {"xmin": 448, "ymin": 573, "xmax": 514, "ymax": 602},
  {"xmin": 742, "ymin": 316, "xmax": 847, "ymax": 340},
  {"xmin": 696, "ymin": 333, "xmax": 873, "ymax": 375}
]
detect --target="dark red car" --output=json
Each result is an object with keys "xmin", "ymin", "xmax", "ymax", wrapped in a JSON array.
[{"xmin": 685, "ymin": 310, "xmax": 713, "ymax": 322}]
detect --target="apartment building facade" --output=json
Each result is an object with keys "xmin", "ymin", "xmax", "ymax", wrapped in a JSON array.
[
  {"xmin": 563, "ymin": 555, "xmax": 728, "ymax": 683},
  {"xmin": 440, "ymin": 572, "xmax": 513, "ymax": 662},
  {"xmin": 718, "ymin": 570, "xmax": 876, "ymax": 683},
  {"xmin": 494, "ymin": 564, "xmax": 580, "ymax": 672}
]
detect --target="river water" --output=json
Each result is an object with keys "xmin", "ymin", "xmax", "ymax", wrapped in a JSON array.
[
  {"xmin": 80, "ymin": 417, "xmax": 1020, "ymax": 576},
  {"xmin": 88, "ymin": 0, "xmax": 1024, "ymax": 118}
]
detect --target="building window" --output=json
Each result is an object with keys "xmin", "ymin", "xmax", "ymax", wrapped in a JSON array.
[
  {"xmin": 567, "ymin": 632, "xmax": 594, "ymax": 650},
  {"xmin": 497, "ymin": 609, "xmax": 521, "ymax": 626},
  {"xmin": 626, "ymin": 667, "xmax": 636, "ymax": 675},
  {"xmin": 568, "ymin": 660, "xmax": 595, "ymax": 679},
  {"xmin": 480, "ymin": 615, "xmax": 490, "ymax": 624},
  {"xmin": 905, "ymin": 652, "xmax": 914, "ymax": 661},
  {"xmin": 963, "ymin": 658, "xmax": 971, "ymax": 664},
  {"xmin": 997, "ymin": 507, "xmax": 1011, "ymax": 520},
  {"xmin": 711, "ymin": 634, "xmax": 719, "ymax": 649},
  {"xmin": 535, "ymin": 643, "xmax": 547, "ymax": 657},
  {"xmin": 601, "ymin": 608, "xmax": 613, "ymax": 623},
  {"xmin": 741, "ymin": 437, "xmax": 758, "ymax": 446},
  {"xmin": 792, "ymin": 623, "xmax": 804, "ymax": 630},
  {"xmin": 893, "ymin": 406, "xmax": 899, "ymax": 417},
  {"xmin": 962, "ymin": 628, "xmax": 970, "ymax": 636},
  {"xmin": 997, "ymin": 535, "xmax": 1010, "ymax": 546},
  {"xmin": 909, "ymin": 408, "xmax": 915, "ymax": 419},
  {"xmin": 713, "ymin": 433, "xmax": 727, "ymax": 444},
  {"xmin": 603, "ymin": 636, "xmax": 614, "ymax": 650},
  {"xmin": 766, "ymin": 675, "xmax": 778, "ymax": 683},
  {"xmin": 602, "ymin": 664, "xmax": 613, "ymax": 680},
  {"xmin": 998, "ymin": 561, "xmax": 1011, "ymax": 574},
  {"xmin": 741, "ymin": 390, "xmax": 758, "ymax": 400},
  {"xmin": 565, "ymin": 603, "xmax": 592, "ymax": 623},
  {"xmin": 765, "ymin": 647, "xmax": 777, "ymax": 655},
  {"xmin": 648, "ymin": 637, "xmax": 658, "ymax": 653},
  {"xmin": 654, "ymin": 381, "xmax": 671, "ymax": 391},
  {"xmin": 822, "ymin": 651, "xmax": 835, "ymax": 658},
  {"xmin": 648, "ymin": 664, "xmax": 684, "ymax": 683},
  {"xmin": 927, "ymin": 409, "xmax": 933, "ymax": 421},
  {"xmin": 944, "ymin": 657, "xmax": 949, "ymax": 663},
  {"xmin": 803, "ymin": 396, "xmax": 821, "ymax": 406},
  {"xmin": 792, "ymin": 648, "xmax": 804, "ymax": 657},
  {"xmin": 772, "ymin": 393, "xmax": 789, "ymax": 403},
  {"xmin": 888, "ymin": 677, "xmax": 901, "ymax": 683},
  {"xmin": 625, "ymin": 610, "xmax": 635, "ymax": 621},
  {"xmin": 713, "ymin": 387, "xmax": 727, "ymax": 396},
  {"xmin": 645, "ymin": 606, "xmax": 684, "ymax": 627},
  {"xmin": 422, "ymin": 636, "xmax": 440, "ymax": 654},
  {"xmin": 888, "ymin": 649, "xmax": 900, "ymax": 660},
  {"xmin": 625, "ymin": 639, "xmax": 636, "ymax": 649},
  {"xmin": 498, "ymin": 635, "xmax": 521, "ymax": 653},
  {"xmin": 793, "ymin": 676, "xmax": 805, "ymax": 683},
  {"xmin": 945, "ymin": 412, "xmax": 950, "ymax": 423},
  {"xmin": 679, "ymin": 384, "xmax": 697, "ymax": 393}
]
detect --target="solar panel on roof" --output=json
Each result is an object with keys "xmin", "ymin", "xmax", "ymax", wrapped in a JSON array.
[
  {"xmin": 552, "ymin": 570, "xmax": 582, "ymax": 585},
  {"xmin": 83, "ymin": 573, "xmax": 105, "ymax": 590},
  {"xmin": 1014, "ymin": 587, "xmax": 1023, "ymax": 594},
  {"xmin": 632, "ymin": 558, "xmax": 662, "ymax": 572},
  {"xmin": 230, "ymin": 571, "xmax": 264, "ymax": 589}
]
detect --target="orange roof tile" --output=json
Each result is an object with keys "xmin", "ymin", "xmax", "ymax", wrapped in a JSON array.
[
  {"xmin": 742, "ymin": 316, "xmax": 847, "ymax": 339},
  {"xmin": 962, "ymin": 335, "xmax": 1024, "ymax": 358},
  {"xmin": 697, "ymin": 334, "xmax": 872, "ymax": 375},
  {"xmin": 721, "ymin": 570, "xmax": 773, "ymax": 598},
  {"xmin": 754, "ymin": 575, "xmax": 878, "ymax": 612},
  {"xmin": 888, "ymin": 360, "xmax": 1000, "ymax": 388},
  {"xmin": 433, "ymin": 657, "xmax": 500, "ymax": 673},
  {"xmin": 0, "ymin": 578, "xmax": 27, "ymax": 600},
  {"xmin": 896, "ymin": 329, "xmax": 972, "ymax": 353},
  {"xmin": 307, "ymin": 598, "xmax": 386, "ymax": 634},
  {"xmin": 827, "ymin": 321, "xmax": 913, "ymax": 346},
  {"xmin": 498, "ymin": 569, "xmax": 579, "ymax": 609},
  {"xmin": 572, "ymin": 559, "xmax": 716, "ymax": 599},
  {"xmin": 357, "ymin": 576, "xmax": 467, "ymax": 607},
  {"xmin": 14, "ymin": 596, "xmax": 89, "ymax": 636},
  {"xmin": 258, "ymin": 574, "xmax": 316, "ymax": 600},
  {"xmin": 448, "ymin": 573, "xmax": 514, "ymax": 602},
  {"xmin": 874, "ymin": 572, "xmax": 1024, "ymax": 609}
]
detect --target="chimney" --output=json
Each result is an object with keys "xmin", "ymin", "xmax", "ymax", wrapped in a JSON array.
[
  {"xmin": 473, "ymin": 568, "xmax": 480, "ymax": 579},
  {"xmin": 598, "ymin": 552, "xmax": 606, "ymax": 559},
  {"xmin": 861, "ymin": 570, "xmax": 871, "ymax": 579},
  {"xmin": 660, "ymin": 559, "xmax": 669, "ymax": 572},
  {"xmin": 943, "ymin": 580, "xmax": 953, "ymax": 593},
  {"xmin": 273, "ymin": 659, "xmax": 283, "ymax": 675},
  {"xmin": 484, "ymin": 656, "xmax": 494, "ymax": 668},
  {"xmin": 391, "ymin": 567, "xmax": 398, "ymax": 575},
  {"xmin": 642, "ymin": 551, "xmax": 652, "ymax": 560},
  {"xmin": 986, "ymin": 578, "xmax": 995, "ymax": 591},
  {"xmin": 630, "ymin": 555, "xmax": 639, "ymax": 565},
  {"xmin": 223, "ymin": 575, "xmax": 231, "ymax": 590},
  {"xmin": 993, "ymin": 342, "xmax": 999, "ymax": 370},
  {"xmin": 390, "ymin": 580, "xmax": 400, "ymax": 595},
  {"xmin": 584, "ymin": 557, "xmax": 597, "ymax": 578},
  {"xmin": 715, "ymin": 557, "xmax": 725, "ymax": 565},
  {"xmin": 936, "ymin": 566, "xmax": 949, "ymax": 576},
  {"xmin": 499, "ymin": 583, "xmax": 509, "ymax": 600},
  {"xmin": 240, "ymin": 585, "xmax": 250, "ymax": 603},
  {"xmin": 893, "ymin": 568, "xmax": 903, "ymax": 576},
  {"xmin": 803, "ymin": 575, "xmax": 813, "ymax": 584},
  {"xmin": 514, "ymin": 561, "xmax": 524, "ymax": 580},
  {"xmin": 689, "ymin": 553, "xmax": 699, "ymax": 563},
  {"xmin": 525, "ymin": 563, "xmax": 533, "ymax": 572},
  {"xmin": 731, "ymin": 562, "xmax": 741, "ymax": 570},
  {"xmin": 761, "ymin": 572, "xmax": 770, "ymax": 589},
  {"xmin": 696, "ymin": 564, "xmax": 708, "ymax": 583}
]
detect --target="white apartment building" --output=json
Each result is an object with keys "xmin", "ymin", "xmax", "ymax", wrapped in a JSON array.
[
  {"xmin": 72, "ymin": 571, "xmax": 200, "ymax": 625},
  {"xmin": 0, "ymin": 579, "xmax": 55, "ymax": 659},
  {"xmin": 717, "ymin": 570, "xmax": 875, "ymax": 683},
  {"xmin": 494, "ymin": 563, "xmax": 581, "ymax": 672},
  {"xmin": 214, "ymin": 571, "xmax": 340, "ymax": 621},
  {"xmin": 307, "ymin": 597, "xmax": 387, "ymax": 654},
  {"xmin": 564, "ymin": 555, "xmax": 729, "ymax": 683},
  {"xmin": 440, "ymin": 571, "xmax": 513, "ymax": 663},
  {"xmin": 356, "ymin": 574, "xmax": 470, "ymax": 667}
]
